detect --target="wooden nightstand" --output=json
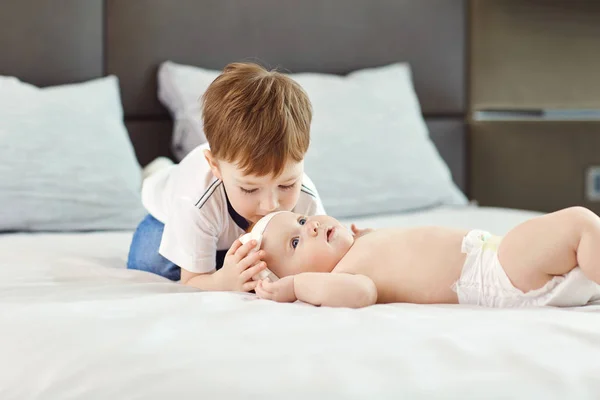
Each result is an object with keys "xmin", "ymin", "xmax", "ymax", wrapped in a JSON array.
[{"xmin": 468, "ymin": 0, "xmax": 600, "ymax": 213}]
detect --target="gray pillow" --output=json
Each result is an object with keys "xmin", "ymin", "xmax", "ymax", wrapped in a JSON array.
[{"xmin": 0, "ymin": 75, "xmax": 145, "ymax": 231}]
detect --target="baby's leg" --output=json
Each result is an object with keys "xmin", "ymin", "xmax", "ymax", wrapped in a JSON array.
[{"xmin": 498, "ymin": 207, "xmax": 600, "ymax": 292}]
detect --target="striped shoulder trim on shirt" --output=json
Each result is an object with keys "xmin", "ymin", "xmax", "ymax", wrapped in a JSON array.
[
  {"xmin": 301, "ymin": 184, "xmax": 316, "ymax": 198},
  {"xmin": 195, "ymin": 180, "xmax": 223, "ymax": 209}
]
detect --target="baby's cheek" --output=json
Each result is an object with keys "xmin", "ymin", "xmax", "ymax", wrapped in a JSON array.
[{"xmin": 304, "ymin": 252, "xmax": 333, "ymax": 272}]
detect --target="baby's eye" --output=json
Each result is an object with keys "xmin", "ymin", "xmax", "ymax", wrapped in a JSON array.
[
  {"xmin": 291, "ymin": 237, "xmax": 300, "ymax": 249},
  {"xmin": 298, "ymin": 217, "xmax": 307, "ymax": 226}
]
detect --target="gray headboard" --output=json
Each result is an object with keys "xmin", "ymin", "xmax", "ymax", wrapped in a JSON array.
[{"xmin": 0, "ymin": 0, "xmax": 468, "ymax": 192}]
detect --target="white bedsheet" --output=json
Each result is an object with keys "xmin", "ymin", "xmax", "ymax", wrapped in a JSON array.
[{"xmin": 1, "ymin": 205, "xmax": 600, "ymax": 399}]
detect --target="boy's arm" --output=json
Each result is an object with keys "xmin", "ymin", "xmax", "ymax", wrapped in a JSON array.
[
  {"xmin": 161, "ymin": 198, "xmax": 266, "ymax": 292},
  {"xmin": 180, "ymin": 269, "xmax": 221, "ymax": 290},
  {"xmin": 257, "ymin": 272, "xmax": 377, "ymax": 308},
  {"xmin": 180, "ymin": 238, "xmax": 267, "ymax": 292},
  {"xmin": 159, "ymin": 197, "xmax": 219, "ymax": 275}
]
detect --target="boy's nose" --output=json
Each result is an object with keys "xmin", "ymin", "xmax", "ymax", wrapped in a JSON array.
[{"xmin": 260, "ymin": 194, "xmax": 279, "ymax": 213}]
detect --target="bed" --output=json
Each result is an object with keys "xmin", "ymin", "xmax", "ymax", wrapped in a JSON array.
[
  {"xmin": 2, "ymin": 1, "xmax": 600, "ymax": 399},
  {"xmin": 2, "ymin": 206, "xmax": 600, "ymax": 398}
]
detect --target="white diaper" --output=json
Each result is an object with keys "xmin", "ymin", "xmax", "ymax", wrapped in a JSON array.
[{"xmin": 453, "ymin": 229, "xmax": 600, "ymax": 308}]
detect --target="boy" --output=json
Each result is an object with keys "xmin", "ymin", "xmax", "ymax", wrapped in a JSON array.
[
  {"xmin": 250, "ymin": 207, "xmax": 600, "ymax": 308},
  {"xmin": 127, "ymin": 62, "xmax": 325, "ymax": 291}
]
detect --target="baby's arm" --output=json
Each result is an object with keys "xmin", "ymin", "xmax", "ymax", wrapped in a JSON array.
[
  {"xmin": 296, "ymin": 273, "xmax": 378, "ymax": 308},
  {"xmin": 257, "ymin": 272, "xmax": 377, "ymax": 308}
]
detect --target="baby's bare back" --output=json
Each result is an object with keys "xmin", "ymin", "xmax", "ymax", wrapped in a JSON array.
[{"xmin": 334, "ymin": 227, "xmax": 469, "ymax": 304}]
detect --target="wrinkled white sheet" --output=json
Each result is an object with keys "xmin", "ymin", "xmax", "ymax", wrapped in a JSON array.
[{"xmin": 1, "ymin": 206, "xmax": 599, "ymax": 399}]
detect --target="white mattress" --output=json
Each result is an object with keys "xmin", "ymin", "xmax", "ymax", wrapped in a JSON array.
[{"xmin": 1, "ymin": 205, "xmax": 600, "ymax": 399}]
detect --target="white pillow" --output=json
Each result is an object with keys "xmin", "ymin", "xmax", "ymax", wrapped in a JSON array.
[
  {"xmin": 158, "ymin": 61, "xmax": 467, "ymax": 218},
  {"xmin": 0, "ymin": 75, "xmax": 146, "ymax": 231}
]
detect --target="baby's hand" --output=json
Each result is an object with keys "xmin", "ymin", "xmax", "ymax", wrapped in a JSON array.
[
  {"xmin": 215, "ymin": 238, "xmax": 268, "ymax": 292},
  {"xmin": 255, "ymin": 276, "xmax": 297, "ymax": 303},
  {"xmin": 351, "ymin": 224, "xmax": 374, "ymax": 239}
]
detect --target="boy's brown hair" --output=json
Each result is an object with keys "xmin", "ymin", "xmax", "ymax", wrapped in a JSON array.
[{"xmin": 201, "ymin": 62, "xmax": 312, "ymax": 177}]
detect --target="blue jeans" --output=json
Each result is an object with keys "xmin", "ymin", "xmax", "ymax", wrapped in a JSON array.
[{"xmin": 127, "ymin": 214, "xmax": 180, "ymax": 281}]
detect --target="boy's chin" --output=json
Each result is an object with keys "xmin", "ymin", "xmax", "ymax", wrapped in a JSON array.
[
  {"xmin": 246, "ymin": 213, "xmax": 270, "ymax": 224},
  {"xmin": 247, "ymin": 215, "xmax": 262, "ymax": 224}
]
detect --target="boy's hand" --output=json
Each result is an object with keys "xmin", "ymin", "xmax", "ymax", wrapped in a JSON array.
[
  {"xmin": 215, "ymin": 238, "xmax": 267, "ymax": 292},
  {"xmin": 351, "ymin": 224, "xmax": 374, "ymax": 239},
  {"xmin": 255, "ymin": 276, "xmax": 297, "ymax": 303}
]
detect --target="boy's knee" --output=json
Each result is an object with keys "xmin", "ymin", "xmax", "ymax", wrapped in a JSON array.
[
  {"xmin": 129, "ymin": 248, "xmax": 163, "ymax": 272},
  {"xmin": 127, "ymin": 246, "xmax": 150, "ymax": 271}
]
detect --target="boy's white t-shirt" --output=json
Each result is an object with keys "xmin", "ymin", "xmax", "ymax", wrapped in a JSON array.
[{"xmin": 141, "ymin": 143, "xmax": 326, "ymax": 274}]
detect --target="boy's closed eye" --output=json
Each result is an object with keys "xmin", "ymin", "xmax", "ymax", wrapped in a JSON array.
[
  {"xmin": 240, "ymin": 187, "xmax": 257, "ymax": 194},
  {"xmin": 241, "ymin": 183, "xmax": 298, "ymax": 194}
]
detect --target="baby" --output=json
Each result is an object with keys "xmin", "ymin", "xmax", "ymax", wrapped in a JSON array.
[{"xmin": 245, "ymin": 207, "xmax": 600, "ymax": 308}]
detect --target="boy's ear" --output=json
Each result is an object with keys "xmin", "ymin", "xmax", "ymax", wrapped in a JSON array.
[{"xmin": 204, "ymin": 149, "xmax": 222, "ymax": 180}]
